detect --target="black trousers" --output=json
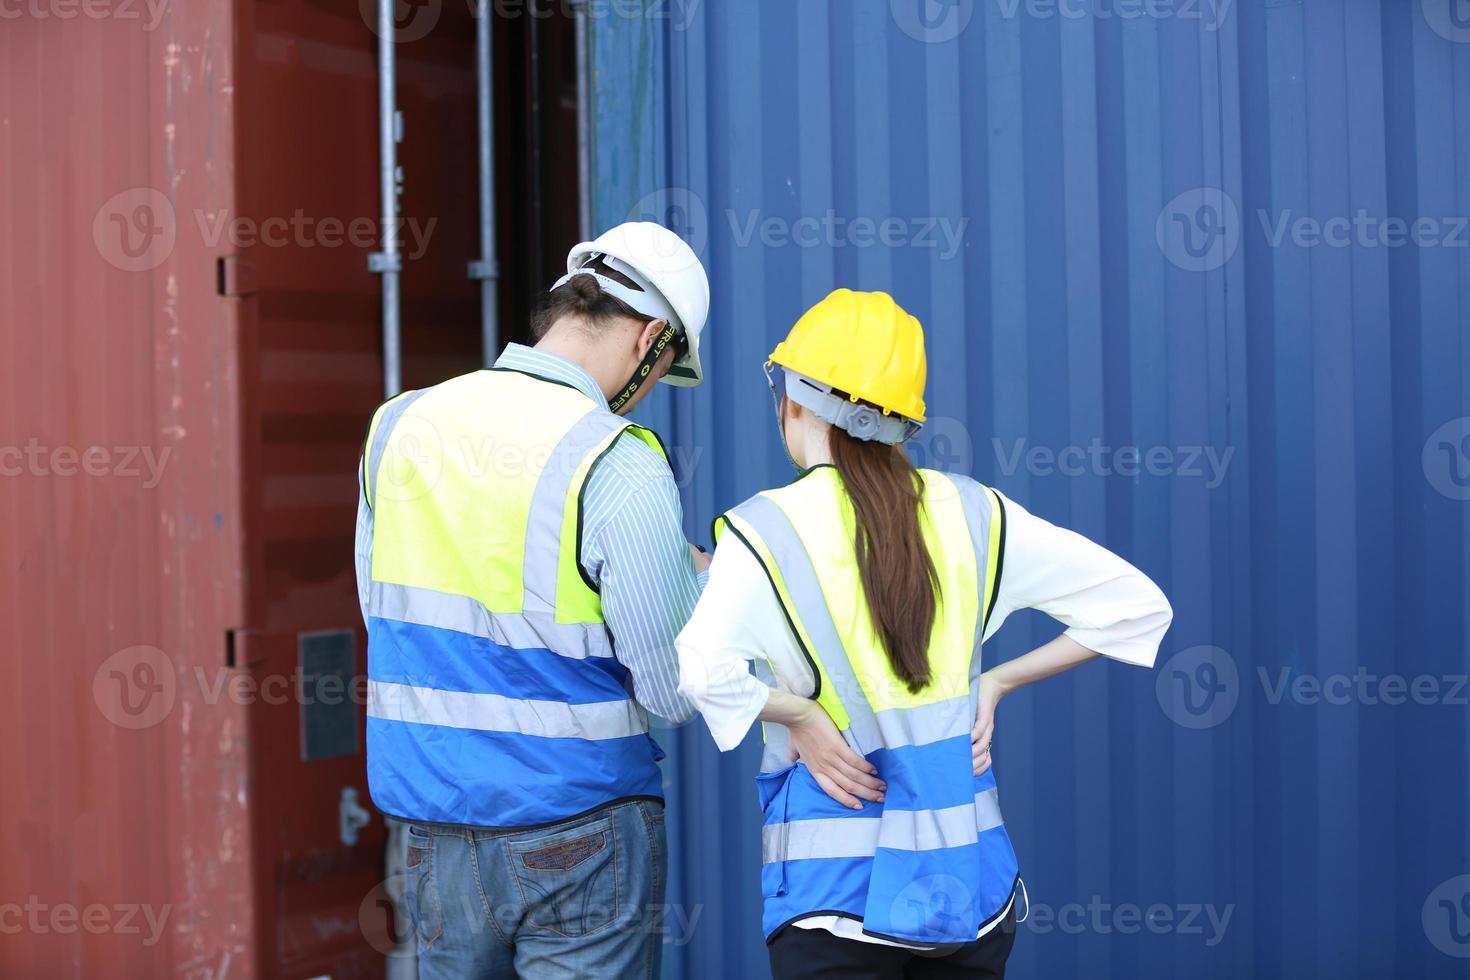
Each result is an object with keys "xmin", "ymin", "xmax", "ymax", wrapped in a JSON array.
[{"xmin": 768, "ymin": 910, "xmax": 1017, "ymax": 980}]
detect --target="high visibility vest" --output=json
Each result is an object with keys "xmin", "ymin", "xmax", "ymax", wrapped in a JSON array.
[
  {"xmin": 714, "ymin": 465, "xmax": 1019, "ymax": 945},
  {"xmin": 361, "ymin": 368, "xmax": 667, "ymax": 828}
]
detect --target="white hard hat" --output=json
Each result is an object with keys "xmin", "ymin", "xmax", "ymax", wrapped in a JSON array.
[{"xmin": 560, "ymin": 221, "xmax": 710, "ymax": 388}]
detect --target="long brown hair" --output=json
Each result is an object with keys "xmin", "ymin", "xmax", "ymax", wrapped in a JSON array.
[{"xmin": 829, "ymin": 428, "xmax": 940, "ymax": 693}]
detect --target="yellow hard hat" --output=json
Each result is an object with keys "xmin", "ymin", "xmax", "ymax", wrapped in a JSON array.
[{"xmin": 769, "ymin": 289, "xmax": 927, "ymax": 423}]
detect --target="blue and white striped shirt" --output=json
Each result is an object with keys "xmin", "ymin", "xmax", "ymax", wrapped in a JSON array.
[{"xmin": 355, "ymin": 344, "xmax": 702, "ymax": 725}]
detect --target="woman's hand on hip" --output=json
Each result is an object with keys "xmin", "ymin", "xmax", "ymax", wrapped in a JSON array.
[
  {"xmin": 787, "ymin": 700, "xmax": 886, "ymax": 810},
  {"xmin": 973, "ymin": 670, "xmax": 1004, "ymax": 775}
]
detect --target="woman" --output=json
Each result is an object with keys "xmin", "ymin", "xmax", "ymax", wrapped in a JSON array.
[{"xmin": 676, "ymin": 289, "xmax": 1173, "ymax": 979}]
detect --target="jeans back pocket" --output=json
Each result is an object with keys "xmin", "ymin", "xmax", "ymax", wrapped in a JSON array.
[{"xmin": 508, "ymin": 815, "xmax": 618, "ymax": 937}]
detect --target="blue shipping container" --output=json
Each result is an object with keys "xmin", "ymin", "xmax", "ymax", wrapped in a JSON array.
[{"xmin": 590, "ymin": 2, "xmax": 1470, "ymax": 977}]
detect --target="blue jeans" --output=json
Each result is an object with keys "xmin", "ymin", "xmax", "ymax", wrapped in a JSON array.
[{"xmin": 405, "ymin": 799, "xmax": 668, "ymax": 979}]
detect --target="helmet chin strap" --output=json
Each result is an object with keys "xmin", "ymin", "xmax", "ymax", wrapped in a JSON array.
[
  {"xmin": 608, "ymin": 319, "xmax": 678, "ymax": 414},
  {"xmin": 764, "ymin": 362, "xmax": 803, "ymax": 473}
]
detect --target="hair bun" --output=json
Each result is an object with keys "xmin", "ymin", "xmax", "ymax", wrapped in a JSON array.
[
  {"xmin": 564, "ymin": 273, "xmax": 604, "ymax": 311},
  {"xmin": 529, "ymin": 263, "xmax": 648, "ymax": 341}
]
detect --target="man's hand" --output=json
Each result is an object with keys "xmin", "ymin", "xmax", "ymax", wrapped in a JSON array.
[
  {"xmin": 972, "ymin": 670, "xmax": 1004, "ymax": 775},
  {"xmin": 788, "ymin": 699, "xmax": 886, "ymax": 810},
  {"xmin": 689, "ymin": 543, "xmax": 711, "ymax": 574}
]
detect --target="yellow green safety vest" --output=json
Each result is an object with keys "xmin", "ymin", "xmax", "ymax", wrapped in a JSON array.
[
  {"xmin": 361, "ymin": 368, "xmax": 667, "ymax": 828},
  {"xmin": 714, "ymin": 465, "xmax": 1019, "ymax": 944}
]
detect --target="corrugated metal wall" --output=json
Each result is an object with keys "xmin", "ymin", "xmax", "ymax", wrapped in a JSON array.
[{"xmin": 591, "ymin": 2, "xmax": 1470, "ymax": 977}]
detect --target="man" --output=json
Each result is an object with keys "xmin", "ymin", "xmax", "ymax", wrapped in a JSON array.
[{"xmin": 355, "ymin": 222, "xmax": 711, "ymax": 978}]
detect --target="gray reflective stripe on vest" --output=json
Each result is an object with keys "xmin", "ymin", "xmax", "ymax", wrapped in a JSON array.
[
  {"xmin": 762, "ymin": 789, "xmax": 1005, "ymax": 864},
  {"xmin": 757, "ymin": 697, "xmax": 972, "ymax": 774},
  {"xmin": 760, "ymin": 730, "xmax": 791, "ymax": 775},
  {"xmin": 729, "ymin": 495, "xmax": 883, "ymax": 756},
  {"xmin": 951, "ymin": 475, "xmax": 994, "ymax": 684},
  {"xmin": 763, "ymin": 817, "xmax": 881, "ymax": 863},
  {"xmin": 367, "ymin": 679, "xmax": 647, "ymax": 739},
  {"xmin": 874, "ymin": 694, "xmax": 973, "ymax": 748},
  {"xmin": 522, "ymin": 410, "xmax": 631, "ymax": 614},
  {"xmin": 877, "ymin": 788, "xmax": 1003, "ymax": 850},
  {"xmin": 368, "ymin": 581, "xmax": 616, "ymax": 659},
  {"xmin": 365, "ymin": 388, "xmax": 430, "ymax": 508}
]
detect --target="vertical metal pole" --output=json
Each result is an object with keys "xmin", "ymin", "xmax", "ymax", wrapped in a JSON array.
[
  {"xmin": 528, "ymin": 12, "xmax": 546, "ymax": 279},
  {"xmin": 373, "ymin": 0, "xmax": 404, "ymax": 397},
  {"xmin": 573, "ymin": 0, "xmax": 592, "ymax": 238},
  {"xmin": 470, "ymin": 0, "xmax": 501, "ymax": 366},
  {"xmin": 372, "ymin": 14, "xmax": 413, "ymax": 975}
]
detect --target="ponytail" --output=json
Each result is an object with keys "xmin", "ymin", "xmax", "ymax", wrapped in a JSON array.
[{"xmin": 829, "ymin": 430, "xmax": 939, "ymax": 693}]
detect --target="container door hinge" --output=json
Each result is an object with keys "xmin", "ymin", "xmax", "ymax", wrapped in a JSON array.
[
  {"xmin": 225, "ymin": 627, "xmax": 262, "ymax": 670},
  {"xmin": 217, "ymin": 255, "xmax": 258, "ymax": 297}
]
